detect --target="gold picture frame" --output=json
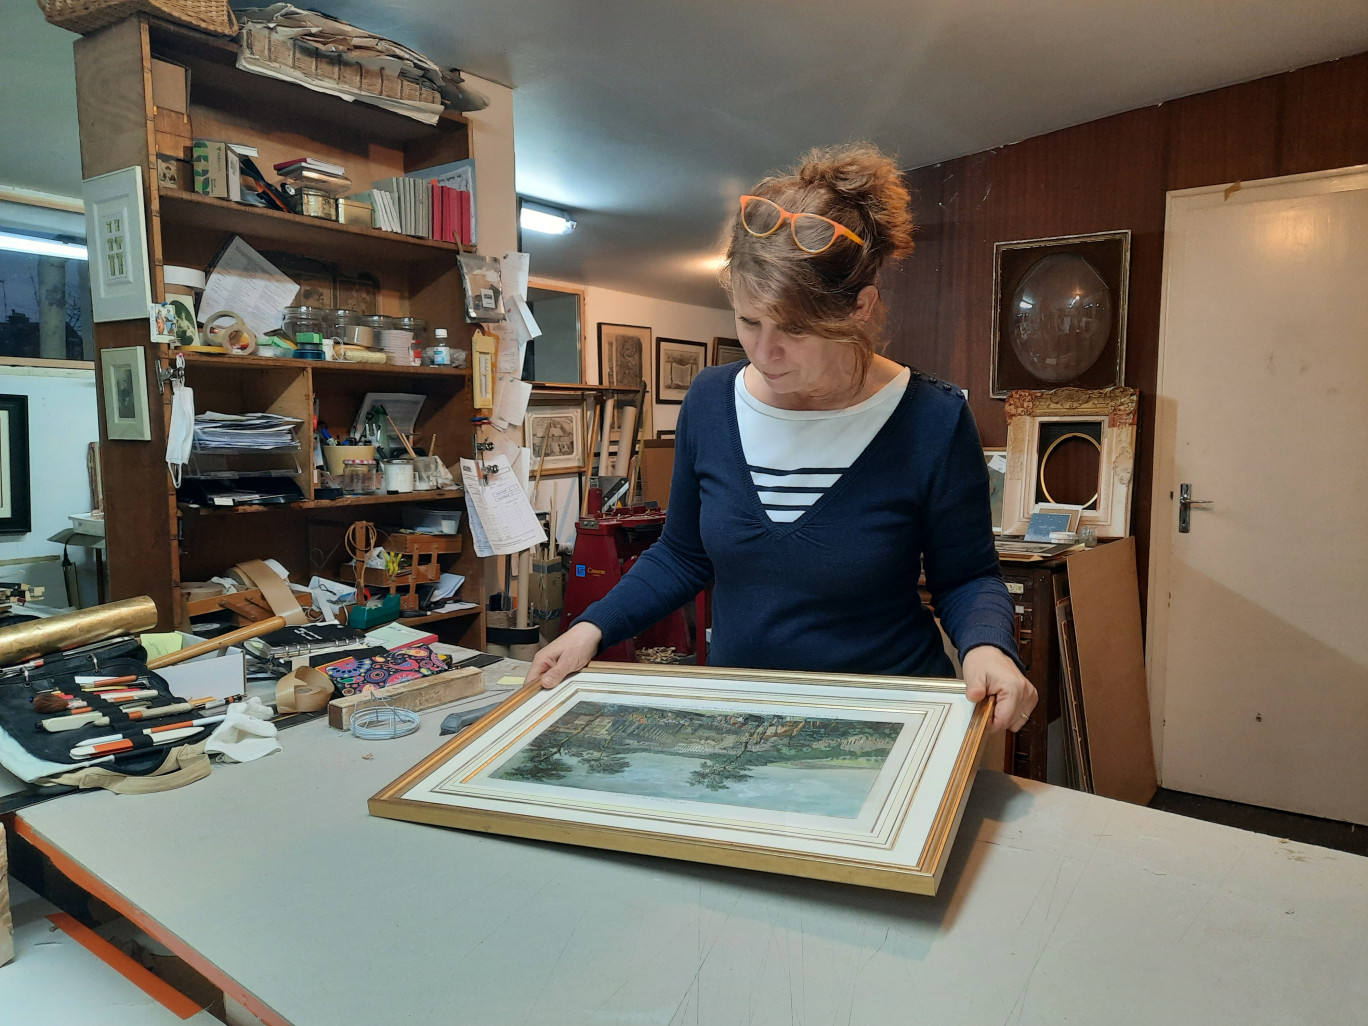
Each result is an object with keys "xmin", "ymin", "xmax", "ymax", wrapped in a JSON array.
[
  {"xmin": 1001, "ymin": 387, "xmax": 1139, "ymax": 539},
  {"xmin": 371, "ymin": 663, "xmax": 990, "ymax": 895}
]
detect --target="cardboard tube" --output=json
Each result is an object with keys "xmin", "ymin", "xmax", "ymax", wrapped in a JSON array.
[
  {"xmin": 516, "ymin": 550, "xmax": 531, "ymax": 629},
  {"xmin": 613, "ymin": 406, "xmax": 637, "ymax": 477},
  {"xmin": 597, "ymin": 399, "xmax": 615, "ymax": 475},
  {"xmin": 0, "ymin": 596, "xmax": 158, "ymax": 665}
]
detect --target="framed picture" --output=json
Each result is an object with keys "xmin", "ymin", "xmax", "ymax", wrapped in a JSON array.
[
  {"xmin": 1000, "ymin": 387, "xmax": 1139, "ymax": 539},
  {"xmin": 0, "ymin": 395, "xmax": 32, "ymax": 534},
  {"xmin": 597, "ymin": 323, "xmax": 652, "ymax": 391},
  {"xmin": 370, "ymin": 663, "xmax": 991, "ymax": 895},
  {"xmin": 656, "ymin": 429, "xmax": 676, "ymax": 440},
  {"xmin": 983, "ymin": 448, "xmax": 1007, "ymax": 534},
  {"xmin": 990, "ymin": 231, "xmax": 1131, "ymax": 398},
  {"xmin": 712, "ymin": 337, "xmax": 747, "ymax": 365},
  {"xmin": 525, "ymin": 405, "xmax": 587, "ymax": 473},
  {"xmin": 100, "ymin": 346, "xmax": 152, "ymax": 441},
  {"xmin": 83, "ymin": 166, "xmax": 153, "ymax": 323},
  {"xmin": 655, "ymin": 338, "xmax": 707, "ymax": 404}
]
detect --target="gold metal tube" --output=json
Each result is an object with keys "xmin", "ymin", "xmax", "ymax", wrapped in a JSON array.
[{"xmin": 0, "ymin": 596, "xmax": 159, "ymax": 666}]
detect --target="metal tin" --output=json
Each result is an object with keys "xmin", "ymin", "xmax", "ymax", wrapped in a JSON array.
[{"xmin": 288, "ymin": 188, "xmax": 338, "ymax": 220}]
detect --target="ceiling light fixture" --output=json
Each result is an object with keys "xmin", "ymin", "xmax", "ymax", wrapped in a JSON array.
[
  {"xmin": 519, "ymin": 200, "xmax": 577, "ymax": 236},
  {"xmin": 0, "ymin": 231, "xmax": 88, "ymax": 261}
]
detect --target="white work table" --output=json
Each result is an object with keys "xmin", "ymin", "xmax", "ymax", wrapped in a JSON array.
[{"xmin": 14, "ymin": 680, "xmax": 1368, "ymax": 1026}]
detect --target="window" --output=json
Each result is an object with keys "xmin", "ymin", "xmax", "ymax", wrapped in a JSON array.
[{"xmin": 0, "ymin": 201, "xmax": 94, "ymax": 363}]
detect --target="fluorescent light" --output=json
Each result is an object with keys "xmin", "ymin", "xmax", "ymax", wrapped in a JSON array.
[
  {"xmin": 519, "ymin": 201, "xmax": 576, "ymax": 235},
  {"xmin": 0, "ymin": 231, "xmax": 88, "ymax": 260}
]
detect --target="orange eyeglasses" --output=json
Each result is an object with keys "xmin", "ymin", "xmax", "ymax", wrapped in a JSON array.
[{"xmin": 739, "ymin": 195, "xmax": 865, "ymax": 254}]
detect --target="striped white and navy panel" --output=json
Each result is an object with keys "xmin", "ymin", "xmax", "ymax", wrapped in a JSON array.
[{"xmin": 748, "ymin": 464, "xmax": 845, "ymax": 522}]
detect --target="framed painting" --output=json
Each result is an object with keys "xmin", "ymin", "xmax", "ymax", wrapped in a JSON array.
[
  {"xmin": 100, "ymin": 346, "xmax": 152, "ymax": 441},
  {"xmin": 83, "ymin": 166, "xmax": 152, "ymax": 323},
  {"xmin": 597, "ymin": 323, "xmax": 652, "ymax": 392},
  {"xmin": 991, "ymin": 231, "xmax": 1131, "ymax": 398},
  {"xmin": 0, "ymin": 395, "xmax": 32, "ymax": 534},
  {"xmin": 371, "ymin": 663, "xmax": 991, "ymax": 895},
  {"xmin": 983, "ymin": 447, "xmax": 1007, "ymax": 534},
  {"xmin": 655, "ymin": 337, "xmax": 707, "ymax": 404},
  {"xmin": 525, "ymin": 405, "xmax": 587, "ymax": 473},
  {"xmin": 1000, "ymin": 387, "xmax": 1139, "ymax": 539},
  {"xmin": 712, "ymin": 337, "xmax": 746, "ymax": 365}
]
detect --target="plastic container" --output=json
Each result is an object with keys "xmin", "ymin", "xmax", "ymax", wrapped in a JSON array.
[
  {"xmin": 294, "ymin": 331, "xmax": 327, "ymax": 360},
  {"xmin": 401, "ymin": 506, "xmax": 463, "ymax": 534}
]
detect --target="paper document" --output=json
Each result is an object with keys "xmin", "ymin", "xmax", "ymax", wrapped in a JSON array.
[
  {"xmin": 491, "ymin": 375, "xmax": 532, "ymax": 430},
  {"xmin": 460, "ymin": 454, "xmax": 546, "ymax": 556},
  {"xmin": 351, "ymin": 392, "xmax": 425, "ymax": 441},
  {"xmin": 200, "ymin": 237, "xmax": 300, "ymax": 338}
]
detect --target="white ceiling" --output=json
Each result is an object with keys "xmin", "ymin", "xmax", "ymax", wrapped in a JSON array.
[{"xmin": 7, "ymin": 1, "xmax": 1368, "ymax": 309}]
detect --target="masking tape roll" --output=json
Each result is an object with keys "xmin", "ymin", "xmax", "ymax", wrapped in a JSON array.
[
  {"xmin": 275, "ymin": 665, "xmax": 333, "ymax": 714},
  {"xmin": 201, "ymin": 310, "xmax": 257, "ymax": 356}
]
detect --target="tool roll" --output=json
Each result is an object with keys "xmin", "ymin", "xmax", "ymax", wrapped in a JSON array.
[{"xmin": 0, "ymin": 599, "xmax": 220, "ymax": 789}]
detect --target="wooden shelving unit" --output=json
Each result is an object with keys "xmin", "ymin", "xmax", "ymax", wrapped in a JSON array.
[{"xmin": 75, "ymin": 14, "xmax": 487, "ymax": 646}]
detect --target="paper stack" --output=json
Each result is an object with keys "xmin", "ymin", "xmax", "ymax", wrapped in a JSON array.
[{"xmin": 192, "ymin": 412, "xmax": 303, "ymax": 452}]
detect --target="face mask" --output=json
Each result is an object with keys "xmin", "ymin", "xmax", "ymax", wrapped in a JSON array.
[{"xmin": 165, "ymin": 377, "xmax": 195, "ymax": 486}]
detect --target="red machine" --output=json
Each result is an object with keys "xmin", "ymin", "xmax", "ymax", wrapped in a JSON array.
[{"xmin": 560, "ymin": 504, "xmax": 694, "ymax": 662}]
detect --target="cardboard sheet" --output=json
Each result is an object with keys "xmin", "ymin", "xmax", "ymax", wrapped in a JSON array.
[{"xmin": 1067, "ymin": 538, "xmax": 1157, "ymax": 805}]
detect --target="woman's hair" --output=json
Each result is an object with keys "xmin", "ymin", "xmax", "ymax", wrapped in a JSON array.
[{"xmin": 720, "ymin": 142, "xmax": 916, "ymax": 381}]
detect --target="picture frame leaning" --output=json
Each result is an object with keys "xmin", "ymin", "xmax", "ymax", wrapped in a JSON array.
[
  {"xmin": 524, "ymin": 405, "xmax": 587, "ymax": 474},
  {"xmin": 370, "ymin": 663, "xmax": 991, "ymax": 895},
  {"xmin": 0, "ymin": 395, "xmax": 32, "ymax": 534}
]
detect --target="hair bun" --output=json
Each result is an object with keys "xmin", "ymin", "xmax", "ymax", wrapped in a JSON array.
[{"xmin": 794, "ymin": 143, "xmax": 915, "ymax": 262}]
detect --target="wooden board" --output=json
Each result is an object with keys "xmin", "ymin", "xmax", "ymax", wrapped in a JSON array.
[
  {"xmin": 327, "ymin": 666, "xmax": 483, "ymax": 730},
  {"xmin": 0, "ymin": 822, "xmax": 12, "ymax": 967},
  {"xmin": 1066, "ymin": 539, "xmax": 1157, "ymax": 804}
]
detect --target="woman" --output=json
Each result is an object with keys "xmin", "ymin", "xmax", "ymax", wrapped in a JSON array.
[{"xmin": 528, "ymin": 143, "xmax": 1036, "ymax": 733}]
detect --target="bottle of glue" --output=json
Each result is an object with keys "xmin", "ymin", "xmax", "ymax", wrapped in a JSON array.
[{"xmin": 430, "ymin": 327, "xmax": 452, "ymax": 367}]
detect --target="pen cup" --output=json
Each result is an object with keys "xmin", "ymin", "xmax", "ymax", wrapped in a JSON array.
[
  {"xmin": 323, "ymin": 444, "xmax": 376, "ymax": 478},
  {"xmin": 413, "ymin": 455, "xmax": 440, "ymax": 491}
]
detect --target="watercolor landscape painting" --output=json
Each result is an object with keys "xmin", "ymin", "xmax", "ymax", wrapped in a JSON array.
[{"xmin": 490, "ymin": 701, "xmax": 905, "ymax": 819}]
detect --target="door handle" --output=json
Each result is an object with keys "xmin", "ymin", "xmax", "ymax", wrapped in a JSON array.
[{"xmin": 1178, "ymin": 483, "xmax": 1213, "ymax": 533}]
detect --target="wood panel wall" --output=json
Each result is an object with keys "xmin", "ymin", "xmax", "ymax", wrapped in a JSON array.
[{"xmin": 884, "ymin": 51, "xmax": 1368, "ymax": 609}]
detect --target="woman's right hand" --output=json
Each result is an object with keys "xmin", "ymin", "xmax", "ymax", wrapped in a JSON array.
[{"xmin": 524, "ymin": 621, "xmax": 603, "ymax": 689}]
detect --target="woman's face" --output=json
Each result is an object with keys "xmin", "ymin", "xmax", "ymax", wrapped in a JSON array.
[{"xmin": 732, "ymin": 289, "xmax": 854, "ymax": 409}]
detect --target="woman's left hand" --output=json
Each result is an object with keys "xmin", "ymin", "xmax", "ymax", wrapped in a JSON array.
[{"xmin": 962, "ymin": 645, "xmax": 1037, "ymax": 734}]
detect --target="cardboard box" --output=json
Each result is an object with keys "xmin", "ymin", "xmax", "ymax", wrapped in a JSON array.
[
  {"xmin": 152, "ymin": 59, "xmax": 193, "ymax": 160},
  {"xmin": 192, "ymin": 139, "xmax": 240, "ymax": 201}
]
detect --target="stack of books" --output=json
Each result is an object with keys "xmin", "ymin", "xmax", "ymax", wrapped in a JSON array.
[{"xmin": 274, "ymin": 157, "xmax": 352, "ymax": 195}]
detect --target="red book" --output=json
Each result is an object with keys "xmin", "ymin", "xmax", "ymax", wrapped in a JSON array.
[{"xmin": 457, "ymin": 189, "xmax": 472, "ymax": 246}]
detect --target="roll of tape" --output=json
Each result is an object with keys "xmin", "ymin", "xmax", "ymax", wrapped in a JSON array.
[
  {"xmin": 201, "ymin": 310, "xmax": 257, "ymax": 356},
  {"xmin": 275, "ymin": 665, "xmax": 334, "ymax": 714}
]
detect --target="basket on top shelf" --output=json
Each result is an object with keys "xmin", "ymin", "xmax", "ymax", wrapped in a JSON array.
[{"xmin": 37, "ymin": 0, "xmax": 237, "ymax": 35}]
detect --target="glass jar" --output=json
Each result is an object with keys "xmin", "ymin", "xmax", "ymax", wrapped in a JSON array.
[
  {"xmin": 342, "ymin": 458, "xmax": 380, "ymax": 496},
  {"xmin": 322, "ymin": 308, "xmax": 357, "ymax": 343},
  {"xmin": 282, "ymin": 305, "xmax": 325, "ymax": 340},
  {"xmin": 354, "ymin": 313, "xmax": 390, "ymax": 350},
  {"xmin": 395, "ymin": 316, "xmax": 426, "ymax": 366}
]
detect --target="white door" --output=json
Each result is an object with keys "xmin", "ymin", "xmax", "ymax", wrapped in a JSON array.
[{"xmin": 1148, "ymin": 166, "xmax": 1368, "ymax": 824}]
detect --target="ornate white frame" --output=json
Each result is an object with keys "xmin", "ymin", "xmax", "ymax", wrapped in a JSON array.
[{"xmin": 1001, "ymin": 387, "xmax": 1139, "ymax": 539}]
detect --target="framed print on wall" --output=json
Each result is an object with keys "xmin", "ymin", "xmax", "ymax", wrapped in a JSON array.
[
  {"xmin": 371, "ymin": 663, "xmax": 991, "ymax": 896},
  {"xmin": 525, "ymin": 405, "xmax": 587, "ymax": 473},
  {"xmin": 655, "ymin": 338, "xmax": 707, "ymax": 404},
  {"xmin": 100, "ymin": 346, "xmax": 152, "ymax": 441},
  {"xmin": 0, "ymin": 395, "xmax": 32, "ymax": 534},
  {"xmin": 597, "ymin": 323, "xmax": 652, "ymax": 391},
  {"xmin": 82, "ymin": 166, "xmax": 152, "ymax": 323},
  {"xmin": 712, "ymin": 337, "xmax": 747, "ymax": 365},
  {"xmin": 990, "ymin": 230, "xmax": 1131, "ymax": 398}
]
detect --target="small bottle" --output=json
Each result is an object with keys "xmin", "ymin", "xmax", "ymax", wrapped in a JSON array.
[{"xmin": 429, "ymin": 327, "xmax": 451, "ymax": 367}]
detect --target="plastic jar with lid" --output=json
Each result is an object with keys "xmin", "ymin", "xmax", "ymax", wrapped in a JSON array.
[
  {"xmin": 395, "ymin": 316, "xmax": 427, "ymax": 366},
  {"xmin": 282, "ymin": 305, "xmax": 325, "ymax": 340}
]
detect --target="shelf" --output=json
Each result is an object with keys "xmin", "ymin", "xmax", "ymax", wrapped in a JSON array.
[
  {"xmin": 179, "ymin": 489, "xmax": 466, "ymax": 515},
  {"xmin": 158, "ymin": 189, "xmax": 473, "ymax": 265},
  {"xmin": 401, "ymin": 606, "xmax": 483, "ymax": 627},
  {"xmin": 147, "ymin": 20, "xmax": 470, "ymax": 150},
  {"xmin": 175, "ymin": 352, "xmax": 470, "ymax": 379},
  {"xmin": 529, "ymin": 382, "xmax": 645, "ymax": 395}
]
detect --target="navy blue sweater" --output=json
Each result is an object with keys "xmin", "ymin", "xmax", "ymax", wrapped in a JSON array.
[{"xmin": 578, "ymin": 363, "xmax": 1019, "ymax": 677}]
